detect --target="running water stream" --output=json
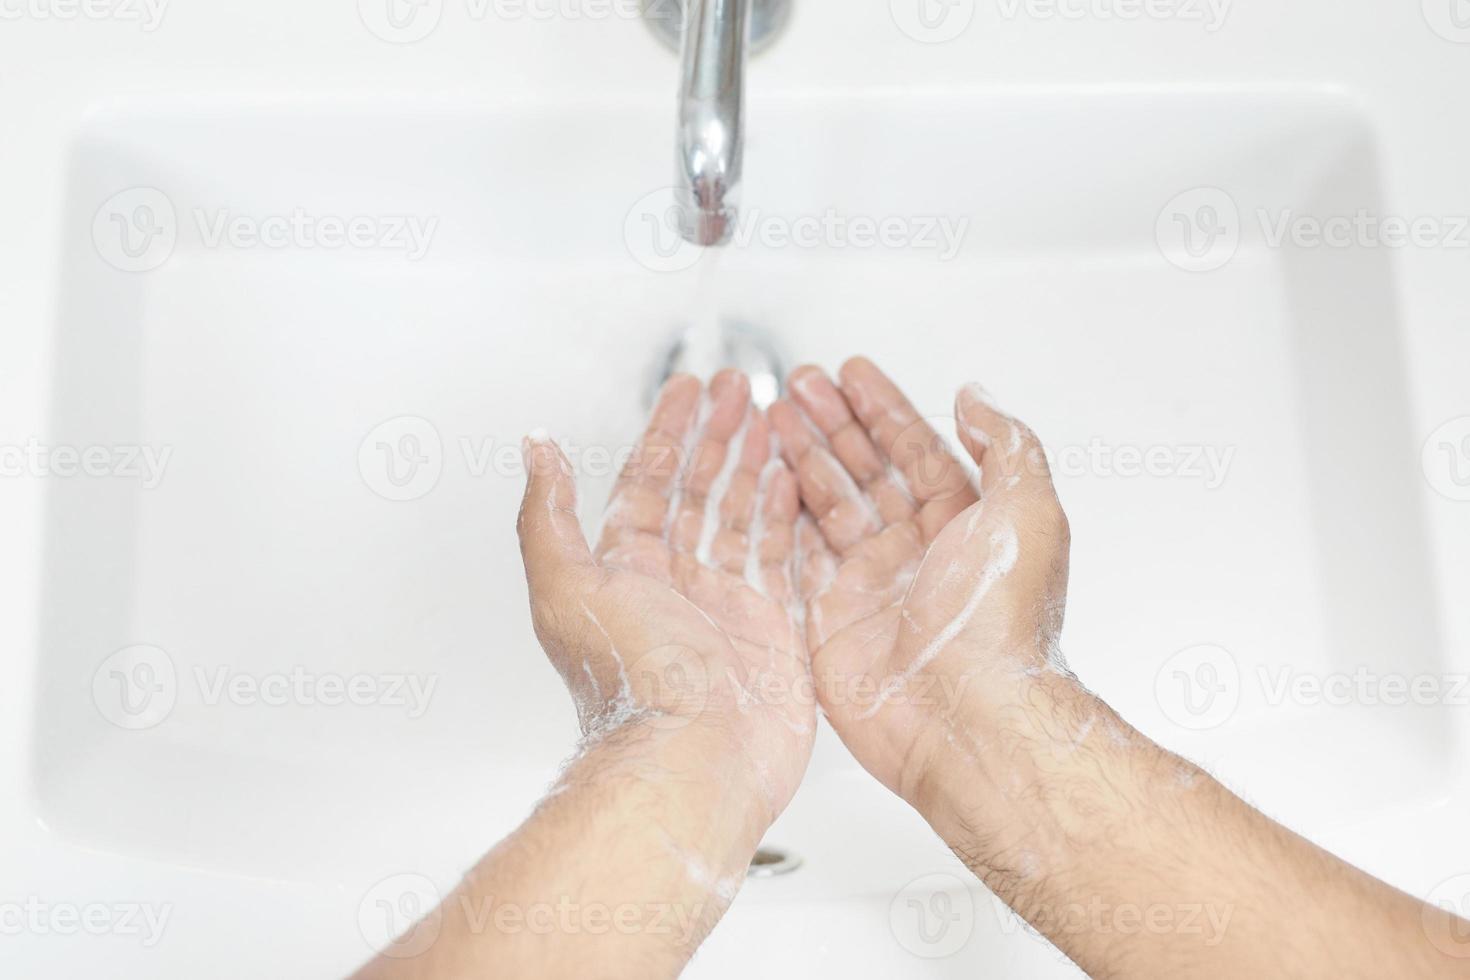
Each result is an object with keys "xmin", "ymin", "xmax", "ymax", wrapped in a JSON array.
[{"xmin": 679, "ymin": 250, "xmax": 726, "ymax": 380}]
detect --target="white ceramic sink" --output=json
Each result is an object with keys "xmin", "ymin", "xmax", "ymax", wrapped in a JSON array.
[{"xmin": 25, "ymin": 82, "xmax": 1457, "ymax": 976}]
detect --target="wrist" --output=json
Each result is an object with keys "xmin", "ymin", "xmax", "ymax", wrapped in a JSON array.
[
  {"xmin": 905, "ymin": 669, "xmax": 1151, "ymax": 891},
  {"xmin": 568, "ymin": 715, "xmax": 773, "ymax": 859},
  {"xmin": 449, "ymin": 721, "xmax": 766, "ymax": 977}
]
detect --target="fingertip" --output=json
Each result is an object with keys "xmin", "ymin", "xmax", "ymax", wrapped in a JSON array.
[
  {"xmin": 710, "ymin": 368, "xmax": 751, "ymax": 401},
  {"xmin": 644, "ymin": 375, "xmax": 703, "ymax": 448},
  {"xmin": 700, "ymin": 372, "xmax": 753, "ymax": 442},
  {"xmin": 660, "ymin": 373, "xmax": 701, "ymax": 400},
  {"xmin": 522, "ymin": 429, "xmax": 564, "ymax": 478},
  {"xmin": 836, "ymin": 357, "xmax": 887, "ymax": 422},
  {"xmin": 955, "ymin": 382, "xmax": 1006, "ymax": 444},
  {"xmin": 788, "ymin": 363, "xmax": 827, "ymax": 392},
  {"xmin": 955, "ymin": 381, "xmax": 997, "ymax": 417},
  {"xmin": 838, "ymin": 355, "xmax": 876, "ymax": 382}
]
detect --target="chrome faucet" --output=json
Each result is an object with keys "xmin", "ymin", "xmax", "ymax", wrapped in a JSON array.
[
  {"xmin": 645, "ymin": 0, "xmax": 791, "ymax": 246},
  {"xmin": 675, "ymin": 0, "xmax": 747, "ymax": 245}
]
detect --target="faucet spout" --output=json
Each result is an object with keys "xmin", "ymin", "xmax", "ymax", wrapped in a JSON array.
[{"xmin": 675, "ymin": 0, "xmax": 750, "ymax": 247}]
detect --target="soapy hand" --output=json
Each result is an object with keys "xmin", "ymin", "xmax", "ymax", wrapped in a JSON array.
[
  {"xmin": 517, "ymin": 369, "xmax": 815, "ymax": 822},
  {"xmin": 769, "ymin": 357, "xmax": 1074, "ymax": 809}
]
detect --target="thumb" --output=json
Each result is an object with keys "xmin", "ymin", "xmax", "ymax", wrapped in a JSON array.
[
  {"xmin": 517, "ymin": 431, "xmax": 595, "ymax": 595},
  {"xmin": 954, "ymin": 383, "xmax": 1051, "ymax": 498}
]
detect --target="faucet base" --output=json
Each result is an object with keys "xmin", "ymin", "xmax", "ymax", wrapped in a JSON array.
[
  {"xmin": 648, "ymin": 319, "xmax": 787, "ymax": 411},
  {"xmin": 641, "ymin": 0, "xmax": 792, "ymax": 57}
]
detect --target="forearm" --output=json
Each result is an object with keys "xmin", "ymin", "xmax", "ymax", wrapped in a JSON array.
[
  {"xmin": 354, "ymin": 721, "xmax": 766, "ymax": 980},
  {"xmin": 909, "ymin": 666, "xmax": 1458, "ymax": 978}
]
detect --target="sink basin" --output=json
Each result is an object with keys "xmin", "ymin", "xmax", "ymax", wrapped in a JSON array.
[{"xmin": 33, "ymin": 89, "xmax": 1449, "ymax": 975}]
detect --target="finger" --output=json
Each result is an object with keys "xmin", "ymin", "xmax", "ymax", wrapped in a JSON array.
[
  {"xmin": 518, "ymin": 433, "xmax": 595, "ymax": 596},
  {"xmin": 954, "ymin": 383, "xmax": 1054, "ymax": 498},
  {"xmin": 837, "ymin": 356, "xmax": 978, "ymax": 542},
  {"xmin": 670, "ymin": 369, "xmax": 752, "ymax": 557},
  {"xmin": 708, "ymin": 413, "xmax": 773, "ymax": 574},
  {"xmin": 794, "ymin": 445, "xmax": 885, "ymax": 554},
  {"xmin": 723, "ymin": 415, "xmax": 771, "ymax": 534},
  {"xmin": 767, "ymin": 397, "xmax": 822, "ymax": 475},
  {"xmin": 787, "ymin": 365, "xmax": 917, "ymax": 527},
  {"xmin": 772, "ymin": 395, "xmax": 884, "ymax": 553},
  {"xmin": 795, "ymin": 513, "xmax": 838, "ymax": 604},
  {"xmin": 597, "ymin": 374, "xmax": 702, "ymax": 555},
  {"xmin": 744, "ymin": 462, "xmax": 798, "ymax": 602}
]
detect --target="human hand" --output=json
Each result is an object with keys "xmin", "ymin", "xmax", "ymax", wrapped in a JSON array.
[
  {"xmin": 356, "ymin": 386, "xmax": 812, "ymax": 980},
  {"xmin": 769, "ymin": 358, "xmax": 1077, "ymax": 828},
  {"xmin": 765, "ymin": 360, "xmax": 1470, "ymax": 980},
  {"xmin": 517, "ymin": 369, "xmax": 815, "ymax": 824}
]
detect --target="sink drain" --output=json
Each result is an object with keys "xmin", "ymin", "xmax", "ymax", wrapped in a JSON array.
[
  {"xmin": 647, "ymin": 319, "xmax": 787, "ymax": 411},
  {"xmin": 747, "ymin": 846, "xmax": 802, "ymax": 878}
]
